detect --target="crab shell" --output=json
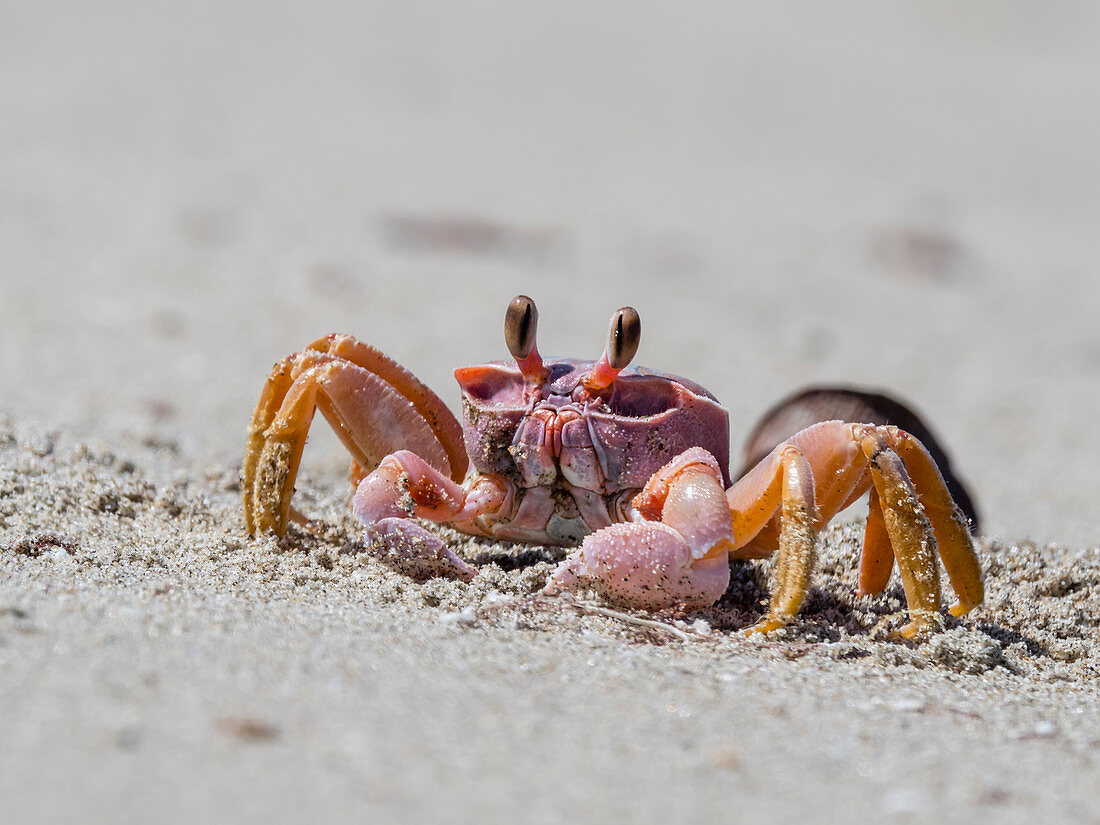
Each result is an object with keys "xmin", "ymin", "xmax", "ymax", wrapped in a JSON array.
[{"xmin": 453, "ymin": 359, "xmax": 731, "ymax": 495}]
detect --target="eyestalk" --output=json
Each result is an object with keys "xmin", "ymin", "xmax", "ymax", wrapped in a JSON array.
[
  {"xmin": 585, "ymin": 306, "xmax": 640, "ymax": 391},
  {"xmin": 505, "ymin": 295, "xmax": 548, "ymax": 383}
]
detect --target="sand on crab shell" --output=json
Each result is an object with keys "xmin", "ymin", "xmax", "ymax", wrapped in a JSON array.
[{"xmin": 1, "ymin": 416, "xmax": 1098, "ymax": 823}]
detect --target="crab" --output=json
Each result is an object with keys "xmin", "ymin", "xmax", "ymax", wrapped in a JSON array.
[{"xmin": 242, "ymin": 295, "xmax": 983, "ymax": 637}]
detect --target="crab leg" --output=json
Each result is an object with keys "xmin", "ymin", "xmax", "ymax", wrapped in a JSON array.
[
  {"xmin": 858, "ymin": 428, "xmax": 941, "ymax": 638},
  {"xmin": 729, "ymin": 421, "xmax": 982, "ymax": 637},
  {"xmin": 243, "ymin": 334, "xmax": 467, "ymax": 535},
  {"xmin": 727, "ymin": 445, "xmax": 820, "ymax": 634},
  {"xmin": 543, "ymin": 447, "xmax": 735, "ymax": 610},
  {"xmin": 242, "ymin": 353, "xmax": 300, "ymax": 532},
  {"xmin": 246, "ymin": 366, "xmax": 320, "ymax": 535},
  {"xmin": 858, "ymin": 486, "xmax": 895, "ymax": 595},
  {"xmin": 738, "ymin": 386, "xmax": 981, "ymax": 530},
  {"xmin": 886, "ymin": 428, "xmax": 984, "ymax": 616}
]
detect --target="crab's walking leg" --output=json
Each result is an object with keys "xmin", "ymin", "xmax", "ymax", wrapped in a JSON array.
[
  {"xmin": 858, "ymin": 429, "xmax": 941, "ymax": 638},
  {"xmin": 726, "ymin": 445, "xmax": 820, "ymax": 634},
  {"xmin": 353, "ymin": 450, "xmax": 511, "ymax": 582},
  {"xmin": 243, "ymin": 354, "xmax": 299, "ymax": 532},
  {"xmin": 243, "ymin": 334, "xmax": 467, "ymax": 536},
  {"xmin": 738, "ymin": 386, "xmax": 981, "ymax": 530},
  {"xmin": 543, "ymin": 447, "xmax": 735, "ymax": 611},
  {"xmin": 886, "ymin": 429, "xmax": 984, "ymax": 617},
  {"xmin": 858, "ymin": 486, "xmax": 894, "ymax": 596},
  {"xmin": 730, "ymin": 421, "xmax": 982, "ymax": 638}
]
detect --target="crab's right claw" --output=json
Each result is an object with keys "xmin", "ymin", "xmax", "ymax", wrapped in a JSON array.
[
  {"xmin": 352, "ymin": 450, "xmax": 511, "ymax": 583},
  {"xmin": 544, "ymin": 448, "xmax": 734, "ymax": 611},
  {"xmin": 242, "ymin": 334, "xmax": 468, "ymax": 536}
]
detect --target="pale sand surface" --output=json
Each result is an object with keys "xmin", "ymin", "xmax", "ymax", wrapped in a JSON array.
[{"xmin": 2, "ymin": 3, "xmax": 1100, "ymax": 822}]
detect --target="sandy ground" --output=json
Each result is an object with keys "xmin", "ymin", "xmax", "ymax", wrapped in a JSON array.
[{"xmin": 2, "ymin": 2, "xmax": 1099, "ymax": 822}]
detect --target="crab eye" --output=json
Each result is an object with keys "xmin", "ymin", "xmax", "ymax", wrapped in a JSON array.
[
  {"xmin": 584, "ymin": 305, "xmax": 641, "ymax": 391},
  {"xmin": 504, "ymin": 295, "xmax": 547, "ymax": 383},
  {"xmin": 505, "ymin": 295, "xmax": 537, "ymax": 359},
  {"xmin": 607, "ymin": 306, "xmax": 641, "ymax": 370}
]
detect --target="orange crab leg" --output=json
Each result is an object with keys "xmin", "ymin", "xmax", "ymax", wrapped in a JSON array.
[
  {"xmin": 858, "ymin": 428, "xmax": 941, "ymax": 638},
  {"xmin": 243, "ymin": 354, "xmax": 299, "ymax": 531},
  {"xmin": 246, "ymin": 367, "xmax": 323, "ymax": 534},
  {"xmin": 321, "ymin": 334, "xmax": 467, "ymax": 477},
  {"xmin": 242, "ymin": 334, "xmax": 467, "ymax": 536},
  {"xmin": 858, "ymin": 486, "xmax": 895, "ymax": 595},
  {"xmin": 726, "ymin": 444, "xmax": 820, "ymax": 633},
  {"xmin": 757, "ymin": 448, "xmax": 821, "ymax": 632},
  {"xmin": 726, "ymin": 446, "xmax": 897, "ymax": 602},
  {"xmin": 248, "ymin": 358, "xmax": 459, "ymax": 534},
  {"xmin": 727, "ymin": 421, "xmax": 870, "ymax": 549},
  {"xmin": 887, "ymin": 429, "xmax": 983, "ymax": 616},
  {"xmin": 726, "ymin": 421, "xmax": 981, "ymax": 637}
]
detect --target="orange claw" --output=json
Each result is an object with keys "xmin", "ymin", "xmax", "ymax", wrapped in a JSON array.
[{"xmin": 242, "ymin": 334, "xmax": 467, "ymax": 536}]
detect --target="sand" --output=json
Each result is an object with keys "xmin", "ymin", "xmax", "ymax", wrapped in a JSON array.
[
  {"xmin": 3, "ymin": 417, "xmax": 1099, "ymax": 823},
  {"xmin": 2, "ymin": 3, "xmax": 1099, "ymax": 823}
]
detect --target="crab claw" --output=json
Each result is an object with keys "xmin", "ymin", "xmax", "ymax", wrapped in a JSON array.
[
  {"xmin": 353, "ymin": 450, "xmax": 484, "ymax": 582},
  {"xmin": 544, "ymin": 522, "xmax": 731, "ymax": 610},
  {"xmin": 365, "ymin": 518, "xmax": 477, "ymax": 582},
  {"xmin": 543, "ymin": 447, "xmax": 734, "ymax": 610}
]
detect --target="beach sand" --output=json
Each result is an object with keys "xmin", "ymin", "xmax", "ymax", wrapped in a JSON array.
[{"xmin": 2, "ymin": 3, "xmax": 1099, "ymax": 822}]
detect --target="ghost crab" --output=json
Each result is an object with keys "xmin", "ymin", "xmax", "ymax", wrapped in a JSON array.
[{"xmin": 242, "ymin": 296, "xmax": 983, "ymax": 637}]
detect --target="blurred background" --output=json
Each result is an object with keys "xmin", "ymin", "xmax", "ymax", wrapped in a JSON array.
[{"xmin": 2, "ymin": 1, "xmax": 1098, "ymax": 543}]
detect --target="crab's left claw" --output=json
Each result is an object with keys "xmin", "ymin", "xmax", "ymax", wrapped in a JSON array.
[
  {"xmin": 242, "ymin": 334, "xmax": 468, "ymax": 536},
  {"xmin": 544, "ymin": 448, "xmax": 734, "ymax": 610}
]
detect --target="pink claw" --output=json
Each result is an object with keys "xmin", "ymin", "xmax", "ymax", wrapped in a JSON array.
[
  {"xmin": 353, "ymin": 451, "xmax": 481, "ymax": 583},
  {"xmin": 353, "ymin": 451, "xmax": 466, "ymax": 524},
  {"xmin": 366, "ymin": 518, "xmax": 477, "ymax": 582},
  {"xmin": 544, "ymin": 521, "xmax": 731, "ymax": 610},
  {"xmin": 543, "ymin": 447, "xmax": 735, "ymax": 611}
]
